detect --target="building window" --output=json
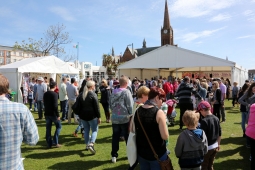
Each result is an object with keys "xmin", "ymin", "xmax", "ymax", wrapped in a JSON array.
[
  {"xmin": 0, "ymin": 51, "xmax": 3, "ymax": 56},
  {"xmin": 27, "ymin": 53, "xmax": 30, "ymax": 57},
  {"xmin": 0, "ymin": 58, "xmax": 3, "ymax": 64},
  {"xmin": 6, "ymin": 58, "xmax": 11, "ymax": 64},
  {"xmin": 13, "ymin": 59, "xmax": 17, "ymax": 62},
  {"xmin": 12, "ymin": 51, "xmax": 16, "ymax": 55},
  {"xmin": 19, "ymin": 52, "xmax": 23, "ymax": 56},
  {"xmin": 6, "ymin": 51, "xmax": 11, "ymax": 57}
]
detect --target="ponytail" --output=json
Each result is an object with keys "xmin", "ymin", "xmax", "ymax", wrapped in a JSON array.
[{"xmin": 82, "ymin": 86, "xmax": 88, "ymax": 100}]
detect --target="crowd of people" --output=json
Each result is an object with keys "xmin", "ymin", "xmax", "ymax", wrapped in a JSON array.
[{"xmin": 0, "ymin": 73, "xmax": 255, "ymax": 170}]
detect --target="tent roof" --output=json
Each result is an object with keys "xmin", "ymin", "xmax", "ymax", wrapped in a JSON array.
[
  {"xmin": 0, "ymin": 55, "xmax": 79, "ymax": 74},
  {"xmin": 119, "ymin": 45, "xmax": 236, "ymax": 70}
]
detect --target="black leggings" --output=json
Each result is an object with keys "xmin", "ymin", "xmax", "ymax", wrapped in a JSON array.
[
  {"xmin": 101, "ymin": 103, "xmax": 110, "ymax": 120},
  {"xmin": 213, "ymin": 104, "xmax": 221, "ymax": 121},
  {"xmin": 179, "ymin": 103, "xmax": 193, "ymax": 129},
  {"xmin": 232, "ymin": 95, "xmax": 237, "ymax": 106}
]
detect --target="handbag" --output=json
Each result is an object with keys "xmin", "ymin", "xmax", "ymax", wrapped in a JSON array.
[
  {"xmin": 137, "ymin": 112, "xmax": 174, "ymax": 170},
  {"xmin": 126, "ymin": 103, "xmax": 143, "ymax": 166},
  {"xmin": 72, "ymin": 94, "xmax": 81, "ymax": 115}
]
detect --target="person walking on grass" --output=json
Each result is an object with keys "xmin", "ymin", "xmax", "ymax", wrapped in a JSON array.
[
  {"xmin": 43, "ymin": 81, "xmax": 62, "ymax": 148},
  {"xmin": 78, "ymin": 80, "xmax": 101, "ymax": 154},
  {"xmin": 110, "ymin": 75, "xmax": 134, "ymax": 163},
  {"xmin": 246, "ymin": 103, "xmax": 255, "ymax": 169},
  {"xmin": 99, "ymin": 79, "xmax": 111, "ymax": 123},
  {"xmin": 0, "ymin": 74, "xmax": 39, "ymax": 170},
  {"xmin": 59, "ymin": 77, "xmax": 68, "ymax": 121},
  {"xmin": 214, "ymin": 78, "xmax": 226, "ymax": 122},
  {"xmin": 175, "ymin": 76, "xmax": 202, "ymax": 130},
  {"xmin": 66, "ymin": 78, "xmax": 78, "ymax": 124},
  {"xmin": 35, "ymin": 77, "xmax": 47, "ymax": 120},
  {"xmin": 196, "ymin": 101, "xmax": 221, "ymax": 170}
]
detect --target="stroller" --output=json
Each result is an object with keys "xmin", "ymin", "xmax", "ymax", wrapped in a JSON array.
[{"xmin": 165, "ymin": 99, "xmax": 178, "ymax": 126}]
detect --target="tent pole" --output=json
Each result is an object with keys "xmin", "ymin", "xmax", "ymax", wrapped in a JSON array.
[{"xmin": 158, "ymin": 69, "xmax": 160, "ymax": 80}]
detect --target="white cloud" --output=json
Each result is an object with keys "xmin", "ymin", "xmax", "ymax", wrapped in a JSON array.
[
  {"xmin": 209, "ymin": 13, "xmax": 231, "ymax": 22},
  {"xmin": 243, "ymin": 10, "xmax": 254, "ymax": 16},
  {"xmin": 237, "ymin": 35, "xmax": 255, "ymax": 39},
  {"xmin": 170, "ymin": 0, "xmax": 239, "ymax": 18},
  {"xmin": 49, "ymin": 7, "xmax": 76, "ymax": 21},
  {"xmin": 180, "ymin": 27, "xmax": 226, "ymax": 42}
]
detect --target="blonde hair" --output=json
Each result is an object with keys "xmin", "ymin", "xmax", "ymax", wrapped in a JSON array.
[
  {"xmin": 82, "ymin": 80, "xmax": 95, "ymax": 100},
  {"xmin": 201, "ymin": 82, "xmax": 208, "ymax": 90},
  {"xmin": 212, "ymin": 81, "xmax": 219, "ymax": 90},
  {"xmin": 101, "ymin": 79, "xmax": 108, "ymax": 86},
  {"xmin": 182, "ymin": 110, "xmax": 200, "ymax": 128},
  {"xmin": 137, "ymin": 86, "xmax": 150, "ymax": 98}
]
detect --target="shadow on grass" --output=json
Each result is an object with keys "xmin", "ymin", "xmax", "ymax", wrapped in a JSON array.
[
  {"xmin": 26, "ymin": 149, "xmax": 86, "ymax": 159},
  {"xmin": 220, "ymin": 136, "xmax": 245, "ymax": 145},
  {"xmin": 47, "ymin": 157, "xmax": 130, "ymax": 170}
]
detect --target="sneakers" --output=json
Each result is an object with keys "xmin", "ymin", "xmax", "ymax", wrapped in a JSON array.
[
  {"xmin": 112, "ymin": 157, "xmax": 117, "ymax": 163},
  {"xmin": 88, "ymin": 145, "xmax": 96, "ymax": 155},
  {"xmin": 54, "ymin": 144, "xmax": 62, "ymax": 148},
  {"xmin": 85, "ymin": 145, "xmax": 89, "ymax": 151},
  {"xmin": 72, "ymin": 132, "xmax": 78, "ymax": 137}
]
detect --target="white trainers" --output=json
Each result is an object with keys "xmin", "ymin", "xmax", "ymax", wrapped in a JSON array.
[{"xmin": 111, "ymin": 157, "xmax": 117, "ymax": 163}]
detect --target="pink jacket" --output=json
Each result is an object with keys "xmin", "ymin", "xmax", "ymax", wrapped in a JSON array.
[{"xmin": 246, "ymin": 104, "xmax": 255, "ymax": 140}]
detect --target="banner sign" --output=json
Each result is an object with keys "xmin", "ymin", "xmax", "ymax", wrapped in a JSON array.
[{"xmin": 182, "ymin": 72, "xmax": 231, "ymax": 79}]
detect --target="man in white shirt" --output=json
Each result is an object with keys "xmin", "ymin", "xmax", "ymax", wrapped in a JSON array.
[{"xmin": 59, "ymin": 77, "xmax": 68, "ymax": 121}]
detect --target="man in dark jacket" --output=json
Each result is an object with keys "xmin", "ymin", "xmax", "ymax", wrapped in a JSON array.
[{"xmin": 175, "ymin": 76, "xmax": 202, "ymax": 130}]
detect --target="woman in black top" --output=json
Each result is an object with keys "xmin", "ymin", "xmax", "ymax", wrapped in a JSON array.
[
  {"xmin": 99, "ymin": 79, "xmax": 111, "ymax": 123},
  {"xmin": 43, "ymin": 81, "xmax": 62, "ymax": 148},
  {"xmin": 133, "ymin": 87, "xmax": 169, "ymax": 170},
  {"xmin": 211, "ymin": 81, "xmax": 222, "ymax": 121},
  {"xmin": 238, "ymin": 83, "xmax": 250, "ymax": 137},
  {"xmin": 78, "ymin": 80, "xmax": 101, "ymax": 155}
]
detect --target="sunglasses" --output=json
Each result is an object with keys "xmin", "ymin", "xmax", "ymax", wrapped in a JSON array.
[{"xmin": 101, "ymin": 82, "xmax": 104, "ymax": 83}]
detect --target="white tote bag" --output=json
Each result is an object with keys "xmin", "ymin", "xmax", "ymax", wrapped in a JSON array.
[{"xmin": 127, "ymin": 104, "xmax": 143, "ymax": 166}]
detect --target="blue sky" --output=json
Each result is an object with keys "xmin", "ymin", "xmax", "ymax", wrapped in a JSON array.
[{"xmin": 0, "ymin": 0, "xmax": 255, "ymax": 69}]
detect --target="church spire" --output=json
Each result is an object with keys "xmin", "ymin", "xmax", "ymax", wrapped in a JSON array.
[
  {"xmin": 112, "ymin": 46, "xmax": 115, "ymax": 56},
  {"xmin": 143, "ymin": 38, "xmax": 146, "ymax": 48},
  {"xmin": 163, "ymin": 0, "xmax": 170, "ymax": 29}
]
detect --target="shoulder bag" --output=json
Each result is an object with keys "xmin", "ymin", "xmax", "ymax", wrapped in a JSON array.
[
  {"xmin": 72, "ymin": 93, "xmax": 82, "ymax": 115},
  {"xmin": 137, "ymin": 112, "xmax": 174, "ymax": 170},
  {"xmin": 126, "ymin": 104, "xmax": 143, "ymax": 166}
]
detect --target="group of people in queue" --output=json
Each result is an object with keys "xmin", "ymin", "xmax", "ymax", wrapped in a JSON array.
[{"xmin": 1, "ymin": 72, "xmax": 255, "ymax": 170}]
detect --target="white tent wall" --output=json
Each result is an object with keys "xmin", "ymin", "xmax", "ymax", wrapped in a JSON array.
[{"xmin": 0, "ymin": 56, "xmax": 79, "ymax": 102}]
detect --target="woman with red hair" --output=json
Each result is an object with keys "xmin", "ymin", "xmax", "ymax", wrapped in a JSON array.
[{"xmin": 133, "ymin": 87, "xmax": 169, "ymax": 170}]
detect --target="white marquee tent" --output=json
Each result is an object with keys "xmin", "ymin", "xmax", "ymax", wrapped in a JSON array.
[
  {"xmin": 119, "ymin": 45, "xmax": 248, "ymax": 85},
  {"xmin": 0, "ymin": 55, "xmax": 79, "ymax": 102}
]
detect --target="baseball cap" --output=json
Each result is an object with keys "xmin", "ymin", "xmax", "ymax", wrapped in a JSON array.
[{"xmin": 196, "ymin": 101, "xmax": 211, "ymax": 112}]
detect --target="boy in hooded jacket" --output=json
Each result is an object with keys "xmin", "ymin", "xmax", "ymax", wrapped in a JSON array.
[{"xmin": 175, "ymin": 110, "xmax": 208, "ymax": 170}]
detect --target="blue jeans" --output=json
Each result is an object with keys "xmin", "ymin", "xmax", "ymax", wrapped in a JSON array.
[
  {"xmin": 34, "ymin": 99, "xmax": 37, "ymax": 111},
  {"xmin": 111, "ymin": 123, "xmax": 129, "ymax": 157},
  {"xmin": 241, "ymin": 112, "xmax": 248, "ymax": 131},
  {"xmin": 138, "ymin": 152, "xmax": 168, "ymax": 170},
  {"xmin": 60, "ymin": 100, "xmax": 68, "ymax": 120},
  {"xmin": 81, "ymin": 118, "xmax": 98, "ymax": 145},
  {"xmin": 37, "ymin": 100, "xmax": 44, "ymax": 119},
  {"xmin": 46, "ymin": 116, "xmax": 62, "ymax": 147}
]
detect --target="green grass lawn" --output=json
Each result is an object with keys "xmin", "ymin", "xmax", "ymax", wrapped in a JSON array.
[{"xmin": 22, "ymin": 100, "xmax": 250, "ymax": 170}]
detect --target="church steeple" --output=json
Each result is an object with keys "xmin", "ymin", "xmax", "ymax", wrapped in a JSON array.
[
  {"xmin": 143, "ymin": 38, "xmax": 146, "ymax": 48},
  {"xmin": 161, "ymin": 0, "xmax": 174, "ymax": 46},
  {"xmin": 163, "ymin": 0, "xmax": 170, "ymax": 29},
  {"xmin": 112, "ymin": 46, "xmax": 115, "ymax": 56}
]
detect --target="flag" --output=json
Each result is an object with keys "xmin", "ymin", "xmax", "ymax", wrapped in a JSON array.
[{"xmin": 73, "ymin": 45, "xmax": 78, "ymax": 48}]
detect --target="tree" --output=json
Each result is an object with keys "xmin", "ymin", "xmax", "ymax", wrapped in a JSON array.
[{"xmin": 14, "ymin": 23, "xmax": 74, "ymax": 61}]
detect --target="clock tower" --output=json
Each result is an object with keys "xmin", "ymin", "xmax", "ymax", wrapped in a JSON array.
[{"xmin": 161, "ymin": 0, "xmax": 174, "ymax": 46}]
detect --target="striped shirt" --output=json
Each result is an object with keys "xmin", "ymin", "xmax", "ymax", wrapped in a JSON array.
[{"xmin": 0, "ymin": 96, "xmax": 39, "ymax": 170}]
